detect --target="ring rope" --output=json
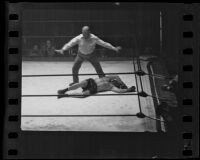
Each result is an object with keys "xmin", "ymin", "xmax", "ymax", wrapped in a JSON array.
[
  {"xmin": 22, "ymin": 91, "xmax": 170, "ymax": 101},
  {"xmin": 132, "ymin": 35, "xmax": 167, "ymax": 124},
  {"xmin": 21, "ymin": 114, "xmax": 137, "ymax": 117},
  {"xmin": 145, "ymin": 115, "xmax": 166, "ymax": 123},
  {"xmin": 132, "ymin": 59, "xmax": 142, "ymax": 113},
  {"xmin": 136, "ymin": 59, "xmax": 167, "ymax": 124},
  {"xmin": 136, "ymin": 58, "xmax": 144, "ymax": 92},
  {"xmin": 22, "ymin": 71, "xmax": 173, "ymax": 79},
  {"xmin": 21, "ymin": 114, "xmax": 165, "ymax": 123},
  {"xmin": 22, "ymin": 72, "xmax": 135, "ymax": 77},
  {"xmin": 22, "ymin": 93, "xmax": 138, "ymax": 97}
]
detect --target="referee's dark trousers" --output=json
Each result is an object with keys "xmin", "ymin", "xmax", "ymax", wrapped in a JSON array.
[{"xmin": 72, "ymin": 50, "xmax": 105, "ymax": 83}]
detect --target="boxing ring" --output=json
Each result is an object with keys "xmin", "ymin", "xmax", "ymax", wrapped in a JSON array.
[{"xmin": 21, "ymin": 56, "xmax": 172, "ymax": 132}]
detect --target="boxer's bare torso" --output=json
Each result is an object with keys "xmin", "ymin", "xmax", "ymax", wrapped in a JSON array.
[{"xmin": 94, "ymin": 76, "xmax": 117, "ymax": 92}]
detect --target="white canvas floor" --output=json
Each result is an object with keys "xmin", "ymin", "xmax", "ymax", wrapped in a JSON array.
[{"xmin": 21, "ymin": 60, "xmax": 158, "ymax": 132}]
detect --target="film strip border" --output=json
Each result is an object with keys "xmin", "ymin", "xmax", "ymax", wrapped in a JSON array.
[
  {"xmin": 6, "ymin": 2, "xmax": 21, "ymax": 157},
  {"xmin": 181, "ymin": 3, "xmax": 198, "ymax": 158},
  {"xmin": 5, "ymin": 3, "xmax": 198, "ymax": 159}
]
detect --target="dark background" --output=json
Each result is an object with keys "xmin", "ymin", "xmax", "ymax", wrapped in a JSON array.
[{"xmin": 22, "ymin": 5, "xmax": 160, "ymax": 56}]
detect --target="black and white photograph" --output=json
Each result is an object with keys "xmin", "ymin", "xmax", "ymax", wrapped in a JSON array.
[{"xmin": 21, "ymin": 2, "xmax": 179, "ymax": 132}]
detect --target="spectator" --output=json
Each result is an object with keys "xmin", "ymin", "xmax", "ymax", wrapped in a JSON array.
[
  {"xmin": 46, "ymin": 40, "xmax": 55, "ymax": 57},
  {"xmin": 161, "ymin": 74, "xmax": 178, "ymax": 93},
  {"xmin": 40, "ymin": 42, "xmax": 47, "ymax": 56},
  {"xmin": 29, "ymin": 45, "xmax": 40, "ymax": 57}
]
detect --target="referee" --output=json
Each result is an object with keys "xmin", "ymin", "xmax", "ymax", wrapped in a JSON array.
[{"xmin": 55, "ymin": 26, "xmax": 122, "ymax": 86}]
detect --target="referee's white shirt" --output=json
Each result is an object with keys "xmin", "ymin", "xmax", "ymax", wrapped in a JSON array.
[{"xmin": 62, "ymin": 34, "xmax": 116, "ymax": 55}]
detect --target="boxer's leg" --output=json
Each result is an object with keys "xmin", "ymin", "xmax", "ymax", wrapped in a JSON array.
[
  {"xmin": 67, "ymin": 90, "xmax": 90, "ymax": 98},
  {"xmin": 68, "ymin": 80, "xmax": 88, "ymax": 91},
  {"xmin": 58, "ymin": 89, "xmax": 90, "ymax": 99},
  {"xmin": 57, "ymin": 80, "xmax": 88, "ymax": 98}
]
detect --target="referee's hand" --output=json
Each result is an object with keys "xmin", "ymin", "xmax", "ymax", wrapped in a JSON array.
[
  {"xmin": 115, "ymin": 46, "xmax": 122, "ymax": 53},
  {"xmin": 55, "ymin": 49, "xmax": 64, "ymax": 55}
]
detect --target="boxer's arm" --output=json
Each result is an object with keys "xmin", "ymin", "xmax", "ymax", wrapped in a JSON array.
[
  {"xmin": 110, "ymin": 86, "xmax": 129, "ymax": 93},
  {"xmin": 111, "ymin": 86, "xmax": 136, "ymax": 93}
]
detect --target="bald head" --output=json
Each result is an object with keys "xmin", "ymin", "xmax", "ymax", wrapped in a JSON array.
[{"xmin": 82, "ymin": 26, "xmax": 91, "ymax": 39}]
